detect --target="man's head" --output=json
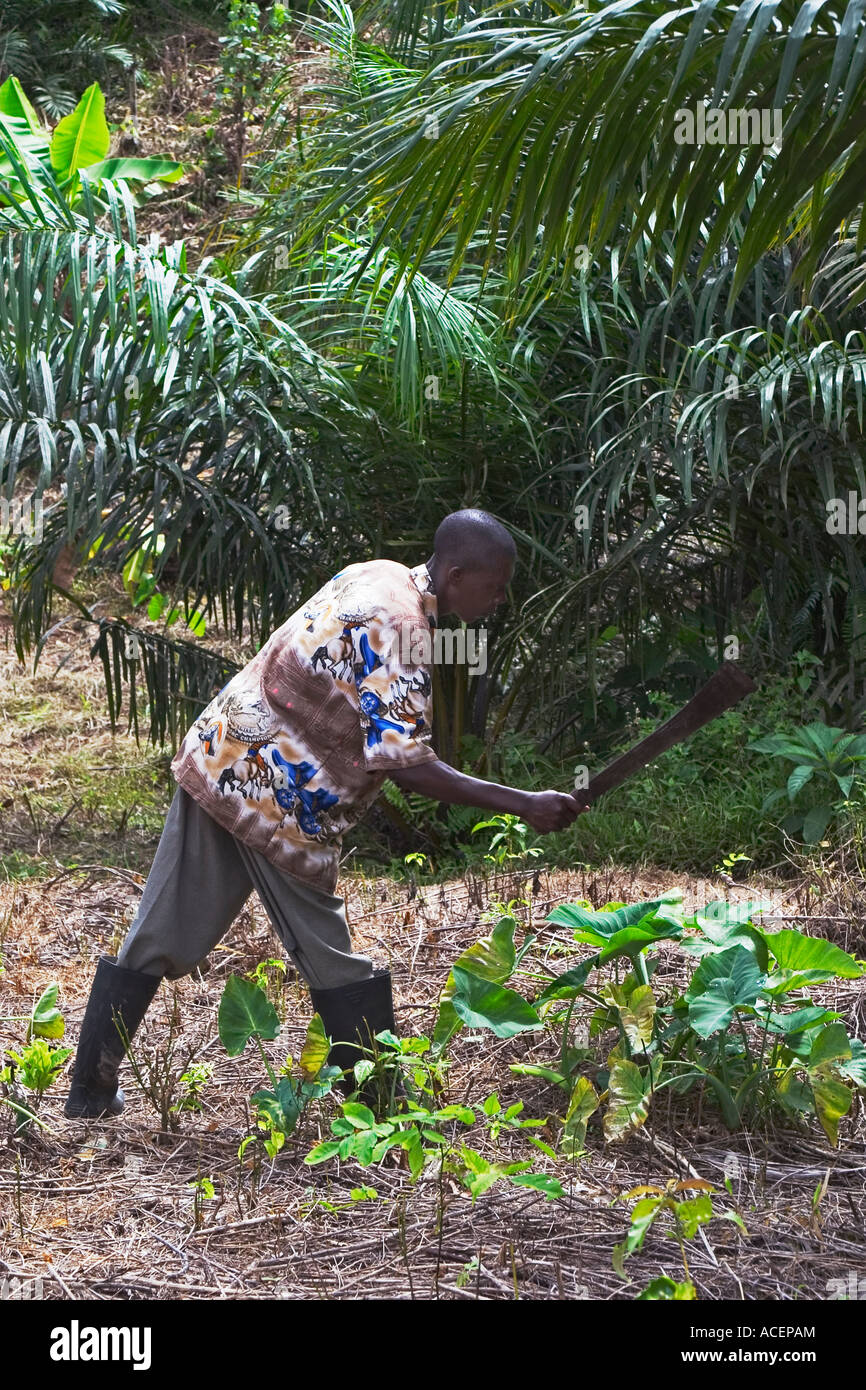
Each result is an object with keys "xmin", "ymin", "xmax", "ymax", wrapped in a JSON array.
[{"xmin": 427, "ymin": 509, "xmax": 516, "ymax": 623}]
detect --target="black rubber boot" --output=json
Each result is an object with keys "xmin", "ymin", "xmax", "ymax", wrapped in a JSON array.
[
  {"xmin": 309, "ymin": 966, "xmax": 404, "ymax": 1111},
  {"xmin": 64, "ymin": 955, "xmax": 162, "ymax": 1119}
]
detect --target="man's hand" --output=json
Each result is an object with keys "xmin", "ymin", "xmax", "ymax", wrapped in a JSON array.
[
  {"xmin": 521, "ymin": 789, "xmax": 589, "ymax": 834},
  {"xmin": 389, "ymin": 758, "xmax": 591, "ymax": 831}
]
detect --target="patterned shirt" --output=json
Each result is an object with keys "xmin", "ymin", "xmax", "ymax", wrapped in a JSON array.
[{"xmin": 170, "ymin": 560, "xmax": 438, "ymax": 893}]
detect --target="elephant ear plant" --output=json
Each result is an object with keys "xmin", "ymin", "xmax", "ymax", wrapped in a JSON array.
[
  {"xmin": 434, "ymin": 894, "xmax": 866, "ymax": 1151},
  {"xmin": 218, "ymin": 974, "xmax": 342, "ymax": 1158}
]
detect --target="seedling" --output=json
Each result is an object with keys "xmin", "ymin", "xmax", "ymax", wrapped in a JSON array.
[
  {"xmin": 713, "ymin": 850, "xmax": 752, "ymax": 878},
  {"xmin": 306, "ymin": 1090, "xmax": 563, "ymax": 1201},
  {"xmin": 246, "ymin": 957, "xmax": 288, "ymax": 1015},
  {"xmin": 612, "ymin": 1178, "xmax": 748, "ymax": 1296},
  {"xmin": 171, "ymin": 1063, "xmax": 214, "ymax": 1116},
  {"xmin": 188, "ymin": 1176, "xmax": 216, "ymax": 1230},
  {"xmin": 471, "ymin": 814, "xmax": 542, "ymax": 868},
  {"xmin": 1, "ymin": 983, "xmax": 69, "ymax": 1132},
  {"xmin": 446, "ymin": 1146, "xmax": 564, "ymax": 1203},
  {"xmin": 218, "ymin": 973, "xmax": 341, "ymax": 1158},
  {"xmin": 347, "ymin": 1030, "xmax": 448, "ymax": 1115}
]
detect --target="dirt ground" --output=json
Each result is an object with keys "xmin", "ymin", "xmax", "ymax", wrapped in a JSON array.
[
  {"xmin": 2, "ymin": 852, "xmax": 865, "ymax": 1301},
  {"xmin": 1, "ymin": 598, "xmax": 865, "ymax": 1302}
]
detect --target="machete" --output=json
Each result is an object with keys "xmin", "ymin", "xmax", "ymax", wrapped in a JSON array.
[{"xmin": 572, "ymin": 661, "xmax": 756, "ymax": 808}]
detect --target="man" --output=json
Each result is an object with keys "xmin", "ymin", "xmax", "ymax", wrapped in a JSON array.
[{"xmin": 64, "ymin": 509, "xmax": 585, "ymax": 1119}]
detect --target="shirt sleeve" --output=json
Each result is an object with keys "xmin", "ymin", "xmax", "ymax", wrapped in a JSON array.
[{"xmin": 353, "ymin": 613, "xmax": 438, "ymax": 772}]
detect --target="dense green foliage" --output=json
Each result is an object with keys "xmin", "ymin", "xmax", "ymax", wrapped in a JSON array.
[{"xmin": 2, "ymin": 0, "xmax": 866, "ymax": 870}]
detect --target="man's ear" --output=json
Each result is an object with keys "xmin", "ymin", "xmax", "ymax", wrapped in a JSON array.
[{"xmin": 447, "ymin": 564, "xmax": 463, "ymax": 585}]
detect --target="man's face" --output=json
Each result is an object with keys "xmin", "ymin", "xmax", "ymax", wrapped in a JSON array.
[{"xmin": 447, "ymin": 558, "xmax": 514, "ymax": 623}]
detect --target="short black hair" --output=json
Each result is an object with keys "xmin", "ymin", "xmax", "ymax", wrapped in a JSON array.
[{"xmin": 433, "ymin": 509, "xmax": 516, "ymax": 572}]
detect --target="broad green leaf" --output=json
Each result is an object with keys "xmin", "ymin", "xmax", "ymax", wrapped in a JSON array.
[
  {"xmin": 561, "ymin": 1076, "xmax": 599, "ymax": 1158},
  {"xmin": 304, "ymin": 1140, "xmax": 341, "ymax": 1165},
  {"xmin": 598, "ymin": 918, "xmax": 683, "ymax": 961},
  {"xmin": 0, "ymin": 76, "xmax": 44, "ymax": 136},
  {"xmin": 435, "ymin": 1104, "xmax": 475, "ymax": 1124},
  {"xmin": 763, "ymin": 968, "xmax": 840, "ymax": 997},
  {"xmin": 405, "ymin": 1131, "xmax": 426, "ymax": 1181},
  {"xmin": 787, "ymin": 764, "xmax": 815, "ymax": 799},
  {"xmin": 685, "ymin": 944, "xmax": 763, "ymax": 999},
  {"xmin": 603, "ymin": 1058, "xmax": 659, "ymax": 1142},
  {"xmin": 618, "ymin": 984, "xmax": 656, "ymax": 1049},
  {"xmin": 693, "ymin": 899, "xmax": 776, "ymax": 929},
  {"xmin": 548, "ymin": 891, "xmax": 682, "ymax": 939},
  {"xmin": 50, "ymin": 83, "xmax": 110, "ymax": 179},
  {"xmin": 685, "ymin": 946, "xmax": 764, "ymax": 1037},
  {"xmin": 809, "ymin": 1022, "xmax": 852, "ymax": 1070},
  {"xmin": 638, "ymin": 1276, "xmax": 696, "ymax": 1300},
  {"xmin": 776, "ymin": 1072, "xmax": 817, "ymax": 1116},
  {"xmin": 354, "ymin": 1129, "xmax": 378, "ymax": 1165},
  {"xmin": 801, "ymin": 804, "xmax": 835, "ymax": 843},
  {"xmin": 529, "ymin": 1137, "xmax": 559, "ymax": 1161},
  {"xmin": 218, "ymin": 974, "xmax": 280, "ymax": 1056},
  {"xmin": 754, "ymin": 1005, "xmax": 839, "ymax": 1036},
  {"xmin": 764, "ymin": 931, "xmax": 864, "ymax": 979},
  {"xmin": 253, "ymin": 1078, "xmax": 301, "ymax": 1136},
  {"xmin": 748, "ymin": 734, "xmax": 817, "ymax": 759},
  {"xmin": 836, "ymin": 1038, "xmax": 866, "ymax": 1088},
  {"xmin": 29, "ymin": 982, "xmax": 64, "ymax": 1039},
  {"xmin": 534, "ymin": 952, "xmax": 601, "ymax": 1003},
  {"xmin": 796, "ymin": 722, "xmax": 837, "ymax": 755},
  {"xmin": 300, "ymin": 1012, "xmax": 330, "ymax": 1081},
  {"xmin": 614, "ymin": 1195, "xmax": 661, "ymax": 1270},
  {"xmin": 510, "ymin": 1173, "xmax": 564, "ymax": 1199},
  {"xmin": 341, "ymin": 1102, "xmax": 376, "ymax": 1129},
  {"xmin": 689, "ymin": 977, "xmax": 754, "ymax": 1039},
  {"xmin": 674, "ymin": 1194, "xmax": 713, "ymax": 1238},
  {"xmin": 810, "ymin": 1076, "xmax": 852, "ymax": 1146},
  {"xmin": 693, "ymin": 902, "xmax": 771, "ymax": 970},
  {"xmin": 433, "ymin": 916, "xmax": 518, "ymax": 1052},
  {"xmin": 81, "ymin": 157, "xmax": 184, "ymax": 185},
  {"xmin": 451, "ymin": 966, "xmax": 542, "ymax": 1039},
  {"xmin": 0, "ymin": 75, "xmax": 49, "ymax": 172}
]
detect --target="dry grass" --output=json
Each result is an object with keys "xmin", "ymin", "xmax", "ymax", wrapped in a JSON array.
[
  {"xmin": 1, "ymin": 597, "xmax": 865, "ymax": 1302},
  {"xmin": 1, "ymin": 858, "xmax": 864, "ymax": 1302}
]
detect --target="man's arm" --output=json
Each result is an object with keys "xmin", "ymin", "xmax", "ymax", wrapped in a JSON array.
[{"xmin": 389, "ymin": 757, "xmax": 585, "ymax": 833}]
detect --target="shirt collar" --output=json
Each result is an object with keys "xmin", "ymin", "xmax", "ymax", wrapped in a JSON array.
[{"xmin": 409, "ymin": 562, "xmax": 438, "ymax": 627}]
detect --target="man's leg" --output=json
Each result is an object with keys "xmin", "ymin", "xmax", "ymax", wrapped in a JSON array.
[
  {"xmin": 66, "ymin": 787, "xmax": 255, "ymax": 1118},
  {"xmin": 235, "ymin": 845, "xmax": 399, "ymax": 1100},
  {"xmin": 118, "ymin": 785, "xmax": 254, "ymax": 979},
  {"xmin": 233, "ymin": 843, "xmax": 373, "ymax": 991}
]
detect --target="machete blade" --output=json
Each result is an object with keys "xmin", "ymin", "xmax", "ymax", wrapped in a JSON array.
[{"xmin": 574, "ymin": 661, "xmax": 757, "ymax": 807}]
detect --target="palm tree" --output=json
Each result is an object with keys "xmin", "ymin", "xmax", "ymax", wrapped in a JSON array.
[{"xmin": 298, "ymin": 1, "xmax": 866, "ymax": 302}]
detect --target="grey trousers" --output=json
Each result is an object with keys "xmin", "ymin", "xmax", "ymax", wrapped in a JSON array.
[{"xmin": 116, "ymin": 786, "xmax": 374, "ymax": 990}]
